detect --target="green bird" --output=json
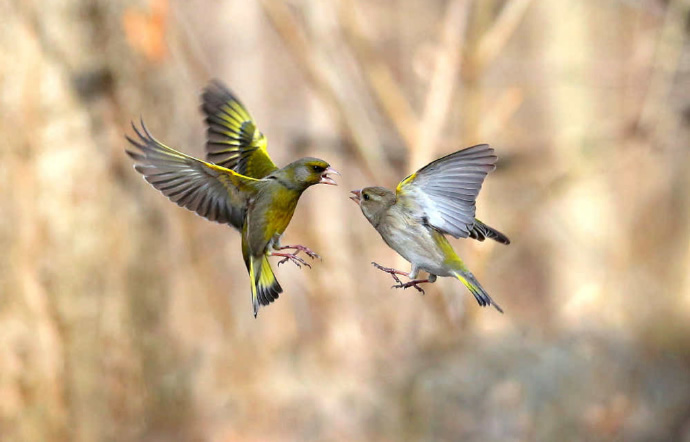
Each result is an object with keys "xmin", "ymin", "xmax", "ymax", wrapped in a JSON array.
[
  {"xmin": 350, "ymin": 144, "xmax": 509, "ymax": 313},
  {"xmin": 126, "ymin": 81, "xmax": 339, "ymax": 317}
]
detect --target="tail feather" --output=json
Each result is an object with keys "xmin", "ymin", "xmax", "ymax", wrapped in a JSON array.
[
  {"xmin": 249, "ymin": 256, "xmax": 283, "ymax": 317},
  {"xmin": 469, "ymin": 219, "xmax": 510, "ymax": 245},
  {"xmin": 454, "ymin": 270, "xmax": 503, "ymax": 313}
]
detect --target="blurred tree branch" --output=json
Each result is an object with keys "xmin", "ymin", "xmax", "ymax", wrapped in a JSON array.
[
  {"xmin": 473, "ymin": 0, "xmax": 533, "ymax": 71},
  {"xmin": 259, "ymin": 0, "xmax": 395, "ymax": 183},
  {"xmin": 413, "ymin": 0, "xmax": 471, "ymax": 170},
  {"xmin": 639, "ymin": 0, "xmax": 690, "ymax": 139},
  {"xmin": 338, "ymin": 0, "xmax": 420, "ymax": 150}
]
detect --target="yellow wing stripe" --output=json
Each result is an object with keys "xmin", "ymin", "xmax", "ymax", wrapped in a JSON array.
[
  {"xmin": 134, "ymin": 131, "xmax": 261, "ymax": 194},
  {"xmin": 215, "ymin": 102, "xmax": 269, "ymax": 150},
  {"xmin": 396, "ymin": 172, "xmax": 417, "ymax": 193},
  {"xmin": 202, "ymin": 81, "xmax": 278, "ymax": 177},
  {"xmin": 229, "ymin": 100, "xmax": 251, "ymax": 119},
  {"xmin": 220, "ymin": 102, "xmax": 251, "ymax": 127},
  {"xmin": 126, "ymin": 119, "xmax": 257, "ymax": 229},
  {"xmin": 205, "ymin": 162, "xmax": 260, "ymax": 183},
  {"xmin": 128, "ymin": 120, "xmax": 259, "ymax": 184}
]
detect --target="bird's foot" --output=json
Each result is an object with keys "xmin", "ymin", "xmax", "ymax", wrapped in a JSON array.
[
  {"xmin": 277, "ymin": 244, "xmax": 321, "ymax": 261},
  {"xmin": 392, "ymin": 279, "xmax": 430, "ymax": 295},
  {"xmin": 371, "ymin": 262, "xmax": 409, "ymax": 285},
  {"xmin": 272, "ymin": 252, "xmax": 311, "ymax": 269}
]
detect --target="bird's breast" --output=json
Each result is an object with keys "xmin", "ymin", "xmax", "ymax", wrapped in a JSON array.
[
  {"xmin": 263, "ymin": 186, "xmax": 300, "ymax": 235},
  {"xmin": 245, "ymin": 185, "xmax": 302, "ymax": 255}
]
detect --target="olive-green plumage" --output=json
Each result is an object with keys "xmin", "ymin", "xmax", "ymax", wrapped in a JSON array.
[
  {"xmin": 126, "ymin": 80, "xmax": 338, "ymax": 317},
  {"xmin": 351, "ymin": 145, "xmax": 509, "ymax": 313}
]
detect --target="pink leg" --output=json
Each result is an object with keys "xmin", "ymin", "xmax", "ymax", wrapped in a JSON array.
[
  {"xmin": 271, "ymin": 252, "xmax": 311, "ymax": 269},
  {"xmin": 371, "ymin": 262, "xmax": 429, "ymax": 294},
  {"xmin": 392, "ymin": 279, "xmax": 430, "ymax": 295},
  {"xmin": 371, "ymin": 262, "xmax": 409, "ymax": 285}
]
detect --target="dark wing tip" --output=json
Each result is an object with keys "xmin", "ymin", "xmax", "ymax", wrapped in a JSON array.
[
  {"xmin": 202, "ymin": 79, "xmax": 228, "ymax": 97},
  {"xmin": 124, "ymin": 149, "xmax": 144, "ymax": 161},
  {"xmin": 205, "ymin": 78, "xmax": 229, "ymax": 93},
  {"xmin": 201, "ymin": 79, "xmax": 243, "ymax": 113},
  {"xmin": 469, "ymin": 220, "xmax": 510, "ymax": 245},
  {"xmin": 129, "ymin": 119, "xmax": 146, "ymax": 142},
  {"xmin": 125, "ymin": 118, "xmax": 160, "ymax": 155},
  {"xmin": 124, "ymin": 134, "xmax": 141, "ymax": 149},
  {"xmin": 125, "ymin": 121, "xmax": 147, "ymax": 154}
]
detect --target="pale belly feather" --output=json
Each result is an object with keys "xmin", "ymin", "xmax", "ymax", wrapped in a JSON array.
[{"xmin": 377, "ymin": 209, "xmax": 454, "ymax": 277}]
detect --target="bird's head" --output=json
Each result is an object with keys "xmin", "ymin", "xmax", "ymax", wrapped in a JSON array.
[
  {"xmin": 350, "ymin": 186, "xmax": 396, "ymax": 226},
  {"xmin": 282, "ymin": 157, "xmax": 339, "ymax": 189}
]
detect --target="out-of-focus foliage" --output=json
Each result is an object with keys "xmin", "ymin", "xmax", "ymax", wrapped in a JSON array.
[{"xmin": 1, "ymin": 0, "xmax": 689, "ymax": 440}]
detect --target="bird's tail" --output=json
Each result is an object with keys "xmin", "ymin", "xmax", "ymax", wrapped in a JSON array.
[
  {"xmin": 454, "ymin": 269, "xmax": 503, "ymax": 313},
  {"xmin": 469, "ymin": 219, "xmax": 511, "ymax": 245},
  {"xmin": 249, "ymin": 255, "xmax": 283, "ymax": 317}
]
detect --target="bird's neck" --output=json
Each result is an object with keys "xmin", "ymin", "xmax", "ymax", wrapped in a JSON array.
[
  {"xmin": 368, "ymin": 202, "xmax": 395, "ymax": 229},
  {"xmin": 278, "ymin": 176, "xmax": 310, "ymax": 193}
]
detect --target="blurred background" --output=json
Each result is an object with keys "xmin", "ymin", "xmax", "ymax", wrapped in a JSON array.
[{"xmin": 1, "ymin": 0, "xmax": 690, "ymax": 440}]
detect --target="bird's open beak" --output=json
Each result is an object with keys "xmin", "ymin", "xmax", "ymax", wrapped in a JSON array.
[
  {"xmin": 350, "ymin": 189, "xmax": 362, "ymax": 205},
  {"xmin": 319, "ymin": 167, "xmax": 340, "ymax": 186}
]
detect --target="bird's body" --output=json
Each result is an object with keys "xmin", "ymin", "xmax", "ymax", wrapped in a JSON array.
[
  {"xmin": 126, "ymin": 80, "xmax": 338, "ymax": 316},
  {"xmin": 243, "ymin": 159, "xmax": 326, "ymax": 253},
  {"xmin": 375, "ymin": 198, "xmax": 456, "ymax": 277},
  {"xmin": 248, "ymin": 183, "xmax": 300, "ymax": 249},
  {"xmin": 351, "ymin": 145, "xmax": 509, "ymax": 312}
]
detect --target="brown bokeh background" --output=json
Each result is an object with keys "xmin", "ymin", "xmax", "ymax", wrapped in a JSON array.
[{"xmin": 2, "ymin": 0, "xmax": 690, "ymax": 440}]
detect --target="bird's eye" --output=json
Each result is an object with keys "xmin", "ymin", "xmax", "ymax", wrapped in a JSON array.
[
  {"xmin": 363, "ymin": 193, "xmax": 370, "ymax": 201},
  {"xmin": 312, "ymin": 165, "xmax": 325, "ymax": 173}
]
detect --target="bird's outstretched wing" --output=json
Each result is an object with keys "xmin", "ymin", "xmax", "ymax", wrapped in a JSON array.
[
  {"xmin": 126, "ymin": 120, "xmax": 259, "ymax": 230},
  {"xmin": 396, "ymin": 144, "xmax": 497, "ymax": 238},
  {"xmin": 201, "ymin": 80, "xmax": 278, "ymax": 178}
]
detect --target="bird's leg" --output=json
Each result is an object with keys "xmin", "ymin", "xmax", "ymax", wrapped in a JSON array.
[
  {"xmin": 371, "ymin": 262, "xmax": 409, "ymax": 286},
  {"xmin": 275, "ymin": 244, "xmax": 321, "ymax": 260},
  {"xmin": 371, "ymin": 262, "xmax": 431, "ymax": 295},
  {"xmin": 391, "ymin": 279, "xmax": 430, "ymax": 295},
  {"xmin": 270, "ymin": 251, "xmax": 311, "ymax": 269}
]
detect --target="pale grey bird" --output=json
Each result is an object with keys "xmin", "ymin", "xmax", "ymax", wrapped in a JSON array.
[{"xmin": 350, "ymin": 144, "xmax": 509, "ymax": 312}]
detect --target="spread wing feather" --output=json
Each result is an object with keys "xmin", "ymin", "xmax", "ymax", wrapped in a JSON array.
[
  {"xmin": 126, "ymin": 120, "xmax": 259, "ymax": 230},
  {"xmin": 201, "ymin": 80, "xmax": 278, "ymax": 178},
  {"xmin": 396, "ymin": 144, "xmax": 497, "ymax": 238}
]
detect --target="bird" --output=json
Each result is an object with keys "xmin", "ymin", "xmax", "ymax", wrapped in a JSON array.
[
  {"xmin": 350, "ymin": 144, "xmax": 509, "ymax": 313},
  {"xmin": 125, "ymin": 80, "xmax": 339, "ymax": 317}
]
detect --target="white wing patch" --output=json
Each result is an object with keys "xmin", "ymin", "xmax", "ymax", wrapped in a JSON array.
[{"xmin": 396, "ymin": 144, "xmax": 497, "ymax": 238}]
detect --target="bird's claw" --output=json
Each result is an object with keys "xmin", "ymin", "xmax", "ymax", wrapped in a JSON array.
[
  {"xmin": 273, "ymin": 252, "xmax": 311, "ymax": 269},
  {"xmin": 387, "ymin": 273, "xmax": 403, "ymax": 285},
  {"xmin": 371, "ymin": 262, "xmax": 429, "ymax": 295},
  {"xmin": 371, "ymin": 262, "xmax": 407, "ymax": 285},
  {"xmin": 277, "ymin": 244, "xmax": 321, "ymax": 261},
  {"xmin": 392, "ymin": 280, "xmax": 427, "ymax": 295}
]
